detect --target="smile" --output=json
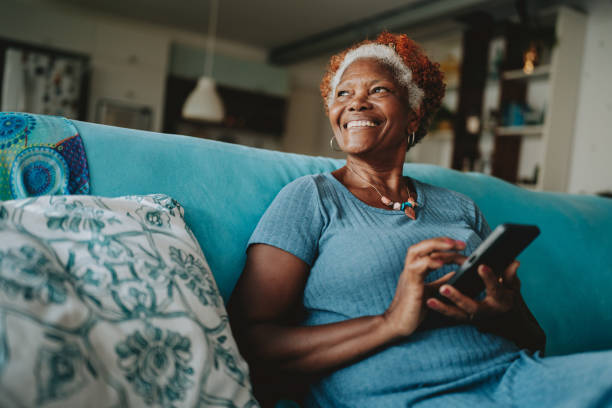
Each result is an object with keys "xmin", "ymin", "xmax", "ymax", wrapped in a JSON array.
[{"xmin": 345, "ymin": 120, "xmax": 380, "ymax": 129}]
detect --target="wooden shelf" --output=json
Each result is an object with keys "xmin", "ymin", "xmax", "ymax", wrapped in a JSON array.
[
  {"xmin": 502, "ymin": 65, "xmax": 551, "ymax": 80},
  {"xmin": 485, "ymin": 6, "xmax": 585, "ymax": 192},
  {"xmin": 496, "ymin": 125, "xmax": 544, "ymax": 137}
]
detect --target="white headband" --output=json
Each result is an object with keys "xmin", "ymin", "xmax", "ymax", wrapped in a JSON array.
[{"xmin": 327, "ymin": 43, "xmax": 424, "ymax": 112}]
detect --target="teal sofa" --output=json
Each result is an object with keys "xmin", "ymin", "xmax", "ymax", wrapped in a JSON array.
[{"xmin": 71, "ymin": 118, "xmax": 612, "ymax": 358}]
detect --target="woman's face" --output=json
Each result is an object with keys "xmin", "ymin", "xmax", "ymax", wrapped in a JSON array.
[{"xmin": 328, "ymin": 58, "xmax": 414, "ymax": 157}]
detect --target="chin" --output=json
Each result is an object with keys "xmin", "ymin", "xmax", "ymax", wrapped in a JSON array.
[
  {"xmin": 341, "ymin": 145, "xmax": 377, "ymax": 156},
  {"xmin": 341, "ymin": 136, "xmax": 384, "ymax": 155}
]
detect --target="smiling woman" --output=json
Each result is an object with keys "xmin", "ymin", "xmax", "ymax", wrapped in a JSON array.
[
  {"xmin": 227, "ymin": 32, "xmax": 612, "ymax": 408},
  {"xmin": 328, "ymin": 59, "xmax": 413, "ymax": 158}
]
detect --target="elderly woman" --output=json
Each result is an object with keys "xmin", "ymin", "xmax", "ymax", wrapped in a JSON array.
[{"xmin": 228, "ymin": 32, "xmax": 612, "ymax": 407}]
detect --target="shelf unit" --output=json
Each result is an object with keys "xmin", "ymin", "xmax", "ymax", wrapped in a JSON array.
[
  {"xmin": 501, "ymin": 64, "xmax": 551, "ymax": 80},
  {"xmin": 488, "ymin": 6, "xmax": 587, "ymax": 192},
  {"xmin": 495, "ymin": 125, "xmax": 544, "ymax": 137}
]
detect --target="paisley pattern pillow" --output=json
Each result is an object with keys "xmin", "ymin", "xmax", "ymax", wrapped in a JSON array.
[{"xmin": 0, "ymin": 194, "xmax": 259, "ymax": 408}]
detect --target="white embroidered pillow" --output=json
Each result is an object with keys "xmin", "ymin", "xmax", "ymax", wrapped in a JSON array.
[{"xmin": 0, "ymin": 194, "xmax": 258, "ymax": 408}]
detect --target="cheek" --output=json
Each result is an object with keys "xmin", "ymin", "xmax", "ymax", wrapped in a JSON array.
[
  {"xmin": 388, "ymin": 106, "xmax": 411, "ymax": 131},
  {"xmin": 328, "ymin": 104, "xmax": 342, "ymax": 124},
  {"xmin": 328, "ymin": 107, "xmax": 345, "ymax": 137}
]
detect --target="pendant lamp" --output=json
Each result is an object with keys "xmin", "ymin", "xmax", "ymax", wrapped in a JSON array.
[{"xmin": 182, "ymin": 0, "xmax": 224, "ymax": 122}]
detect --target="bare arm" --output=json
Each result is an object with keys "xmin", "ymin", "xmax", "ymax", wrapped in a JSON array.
[
  {"xmin": 228, "ymin": 244, "xmax": 393, "ymax": 376},
  {"xmin": 228, "ymin": 238, "xmax": 467, "ymax": 376}
]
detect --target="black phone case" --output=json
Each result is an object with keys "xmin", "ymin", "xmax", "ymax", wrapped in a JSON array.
[{"xmin": 435, "ymin": 223, "xmax": 540, "ymax": 302}]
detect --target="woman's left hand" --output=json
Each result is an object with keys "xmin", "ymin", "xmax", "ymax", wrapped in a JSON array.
[{"xmin": 425, "ymin": 260, "xmax": 521, "ymax": 322}]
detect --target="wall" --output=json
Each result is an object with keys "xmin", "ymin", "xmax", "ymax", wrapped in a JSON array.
[
  {"xmin": 568, "ymin": 0, "xmax": 612, "ymax": 194},
  {"xmin": 283, "ymin": 55, "xmax": 338, "ymax": 157},
  {"xmin": 406, "ymin": 30, "xmax": 463, "ymax": 168},
  {"xmin": 0, "ymin": 0, "xmax": 266, "ymax": 132}
]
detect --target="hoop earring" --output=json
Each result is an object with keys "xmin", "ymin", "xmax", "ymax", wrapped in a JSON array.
[
  {"xmin": 330, "ymin": 136, "xmax": 342, "ymax": 152},
  {"xmin": 407, "ymin": 132, "xmax": 416, "ymax": 148}
]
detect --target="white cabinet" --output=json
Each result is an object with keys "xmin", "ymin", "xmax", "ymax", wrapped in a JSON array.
[{"xmin": 89, "ymin": 22, "xmax": 170, "ymax": 131}]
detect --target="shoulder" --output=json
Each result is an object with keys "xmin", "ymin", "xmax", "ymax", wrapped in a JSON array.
[
  {"xmin": 276, "ymin": 173, "xmax": 336, "ymax": 200},
  {"xmin": 275, "ymin": 174, "xmax": 323, "ymax": 198},
  {"xmin": 266, "ymin": 174, "xmax": 335, "ymax": 216},
  {"xmin": 280, "ymin": 174, "xmax": 317, "ymax": 190}
]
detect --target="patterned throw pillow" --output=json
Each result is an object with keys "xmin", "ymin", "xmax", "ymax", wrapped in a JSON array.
[{"xmin": 0, "ymin": 194, "xmax": 258, "ymax": 408}]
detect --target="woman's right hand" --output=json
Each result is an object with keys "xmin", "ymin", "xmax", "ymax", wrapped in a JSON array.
[{"xmin": 382, "ymin": 237, "xmax": 467, "ymax": 340}]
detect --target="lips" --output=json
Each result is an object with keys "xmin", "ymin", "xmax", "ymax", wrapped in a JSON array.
[{"xmin": 343, "ymin": 119, "xmax": 381, "ymax": 129}]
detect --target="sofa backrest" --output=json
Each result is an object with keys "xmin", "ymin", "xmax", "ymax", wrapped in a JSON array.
[{"xmin": 74, "ymin": 119, "xmax": 612, "ymax": 356}]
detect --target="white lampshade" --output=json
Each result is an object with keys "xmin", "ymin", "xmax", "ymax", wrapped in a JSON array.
[{"xmin": 182, "ymin": 77, "xmax": 224, "ymax": 123}]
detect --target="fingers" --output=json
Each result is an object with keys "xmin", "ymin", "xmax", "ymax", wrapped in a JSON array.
[
  {"xmin": 478, "ymin": 264, "xmax": 501, "ymax": 298},
  {"xmin": 406, "ymin": 237, "xmax": 465, "ymax": 261},
  {"xmin": 426, "ymin": 298, "xmax": 471, "ymax": 320},
  {"xmin": 426, "ymin": 261, "xmax": 523, "ymax": 322},
  {"xmin": 435, "ymin": 284, "xmax": 479, "ymax": 315},
  {"xmin": 424, "ymin": 271, "xmax": 456, "ymax": 298},
  {"xmin": 407, "ymin": 256, "xmax": 447, "ymax": 280},
  {"xmin": 503, "ymin": 260, "xmax": 521, "ymax": 290},
  {"xmin": 430, "ymin": 271, "xmax": 456, "ymax": 286},
  {"xmin": 429, "ymin": 252, "xmax": 468, "ymax": 266},
  {"xmin": 426, "ymin": 283, "xmax": 479, "ymax": 321},
  {"xmin": 477, "ymin": 262, "xmax": 519, "ymax": 314},
  {"xmin": 477, "ymin": 261, "xmax": 521, "ymax": 295},
  {"xmin": 402, "ymin": 238, "xmax": 467, "ymax": 282}
]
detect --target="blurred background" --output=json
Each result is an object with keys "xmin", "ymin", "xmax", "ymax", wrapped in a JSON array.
[{"xmin": 1, "ymin": 0, "xmax": 610, "ymax": 195}]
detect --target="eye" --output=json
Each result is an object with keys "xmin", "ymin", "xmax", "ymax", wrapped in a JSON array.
[
  {"xmin": 372, "ymin": 86, "xmax": 390, "ymax": 94},
  {"xmin": 337, "ymin": 89, "xmax": 349, "ymax": 97}
]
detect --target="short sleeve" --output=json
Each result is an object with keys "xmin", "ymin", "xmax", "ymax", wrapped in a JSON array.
[
  {"xmin": 247, "ymin": 176, "xmax": 325, "ymax": 266},
  {"xmin": 472, "ymin": 201, "xmax": 492, "ymax": 240}
]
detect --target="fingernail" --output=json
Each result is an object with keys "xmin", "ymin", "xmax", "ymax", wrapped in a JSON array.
[
  {"xmin": 427, "ymin": 299, "xmax": 437, "ymax": 308},
  {"xmin": 440, "ymin": 286, "xmax": 451, "ymax": 295}
]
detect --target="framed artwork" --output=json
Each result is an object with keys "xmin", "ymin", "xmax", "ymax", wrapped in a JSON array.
[{"xmin": 0, "ymin": 37, "xmax": 90, "ymax": 120}]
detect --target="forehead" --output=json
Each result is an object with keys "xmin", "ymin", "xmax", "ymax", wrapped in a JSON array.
[{"xmin": 338, "ymin": 58, "xmax": 397, "ymax": 84}]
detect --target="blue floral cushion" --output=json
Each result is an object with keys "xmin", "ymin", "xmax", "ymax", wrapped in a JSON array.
[{"xmin": 0, "ymin": 194, "xmax": 258, "ymax": 407}]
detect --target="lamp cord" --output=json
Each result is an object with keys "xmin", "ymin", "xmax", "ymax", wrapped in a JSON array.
[{"xmin": 205, "ymin": 0, "xmax": 219, "ymax": 77}]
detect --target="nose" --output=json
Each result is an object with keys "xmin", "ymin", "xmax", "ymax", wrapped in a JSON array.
[{"xmin": 348, "ymin": 92, "xmax": 372, "ymax": 111}]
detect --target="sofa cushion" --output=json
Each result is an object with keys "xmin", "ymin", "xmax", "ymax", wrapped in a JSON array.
[
  {"xmin": 72, "ymin": 118, "xmax": 612, "ymax": 356},
  {"xmin": 0, "ymin": 194, "xmax": 258, "ymax": 407}
]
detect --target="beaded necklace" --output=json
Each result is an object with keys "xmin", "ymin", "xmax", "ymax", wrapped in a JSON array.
[{"xmin": 346, "ymin": 166, "xmax": 418, "ymax": 219}]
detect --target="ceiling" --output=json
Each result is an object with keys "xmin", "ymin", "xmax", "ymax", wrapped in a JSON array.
[
  {"xmin": 50, "ymin": 0, "xmax": 576, "ymax": 62},
  {"xmin": 51, "ymin": 0, "xmax": 416, "ymax": 48}
]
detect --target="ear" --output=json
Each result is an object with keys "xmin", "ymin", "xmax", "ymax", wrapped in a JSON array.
[{"xmin": 405, "ymin": 107, "xmax": 422, "ymax": 134}]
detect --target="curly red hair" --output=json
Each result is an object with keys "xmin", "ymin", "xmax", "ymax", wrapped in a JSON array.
[{"xmin": 320, "ymin": 32, "xmax": 445, "ymax": 144}]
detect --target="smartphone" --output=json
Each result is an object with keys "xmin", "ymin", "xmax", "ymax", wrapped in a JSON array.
[{"xmin": 435, "ymin": 223, "xmax": 540, "ymax": 302}]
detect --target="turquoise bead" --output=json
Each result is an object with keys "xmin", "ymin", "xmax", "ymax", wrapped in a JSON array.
[{"xmin": 400, "ymin": 202, "xmax": 413, "ymax": 211}]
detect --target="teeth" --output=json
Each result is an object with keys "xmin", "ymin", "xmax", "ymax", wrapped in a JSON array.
[{"xmin": 346, "ymin": 120, "xmax": 378, "ymax": 128}]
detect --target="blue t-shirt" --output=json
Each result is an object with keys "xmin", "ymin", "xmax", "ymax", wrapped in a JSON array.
[{"xmin": 248, "ymin": 173, "xmax": 521, "ymax": 406}]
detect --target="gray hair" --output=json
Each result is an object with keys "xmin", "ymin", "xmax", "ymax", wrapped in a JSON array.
[{"xmin": 327, "ymin": 43, "xmax": 424, "ymax": 112}]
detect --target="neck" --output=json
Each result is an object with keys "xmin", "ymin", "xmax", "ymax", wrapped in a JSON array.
[{"xmin": 344, "ymin": 154, "xmax": 406, "ymax": 194}]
